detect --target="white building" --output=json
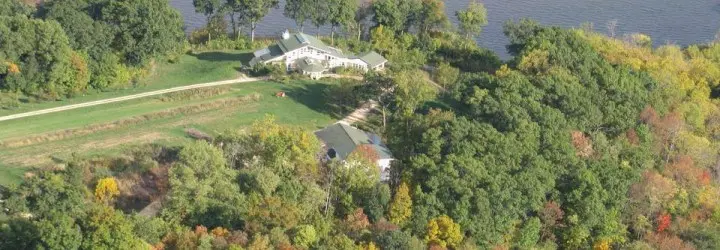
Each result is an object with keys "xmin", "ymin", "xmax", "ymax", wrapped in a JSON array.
[{"xmin": 249, "ymin": 30, "xmax": 387, "ymax": 79}]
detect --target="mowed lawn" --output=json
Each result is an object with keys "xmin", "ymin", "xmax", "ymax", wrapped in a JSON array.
[
  {"xmin": 0, "ymin": 51, "xmax": 252, "ymax": 117},
  {"xmin": 0, "ymin": 51, "xmax": 350, "ymax": 187}
]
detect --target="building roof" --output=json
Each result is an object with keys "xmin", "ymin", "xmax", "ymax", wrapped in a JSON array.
[
  {"xmin": 358, "ymin": 51, "xmax": 388, "ymax": 68},
  {"xmin": 277, "ymin": 32, "xmax": 345, "ymax": 57},
  {"xmin": 315, "ymin": 123, "xmax": 393, "ymax": 161},
  {"xmin": 297, "ymin": 57, "xmax": 326, "ymax": 73},
  {"xmin": 249, "ymin": 44, "xmax": 285, "ymax": 66},
  {"xmin": 249, "ymin": 31, "xmax": 387, "ymax": 67}
]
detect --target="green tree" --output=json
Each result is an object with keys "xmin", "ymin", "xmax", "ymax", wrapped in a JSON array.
[
  {"xmin": 237, "ymin": 0, "xmax": 279, "ymax": 42},
  {"xmin": 515, "ymin": 217, "xmax": 541, "ymax": 248},
  {"xmin": 456, "ymin": 0, "xmax": 488, "ymax": 38},
  {"xmin": 0, "ymin": 0, "xmax": 33, "ymax": 17},
  {"xmin": 388, "ymin": 182, "xmax": 412, "ymax": 225},
  {"xmin": 0, "ymin": 218, "xmax": 39, "ymax": 249},
  {"xmin": 193, "ymin": 0, "xmax": 223, "ymax": 41},
  {"xmin": 163, "ymin": 140, "xmax": 245, "ymax": 228},
  {"xmin": 293, "ymin": 225, "xmax": 318, "ymax": 248},
  {"xmin": 392, "ymin": 69, "xmax": 438, "ymax": 117},
  {"xmin": 433, "ymin": 62, "xmax": 459, "ymax": 88},
  {"xmin": 80, "ymin": 205, "xmax": 144, "ymax": 250},
  {"xmin": 35, "ymin": 213, "xmax": 83, "ymax": 250},
  {"xmin": 372, "ymin": 0, "xmax": 420, "ymax": 33},
  {"xmin": 100, "ymin": 0, "xmax": 185, "ymax": 65},
  {"xmin": 417, "ymin": 0, "xmax": 450, "ymax": 33},
  {"xmin": 327, "ymin": 0, "xmax": 357, "ymax": 45},
  {"xmin": 283, "ymin": 0, "xmax": 313, "ymax": 32},
  {"xmin": 0, "ymin": 15, "xmax": 83, "ymax": 97}
]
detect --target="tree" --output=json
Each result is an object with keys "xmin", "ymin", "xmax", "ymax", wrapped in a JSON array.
[
  {"xmin": 163, "ymin": 140, "xmax": 245, "ymax": 228},
  {"xmin": 372, "ymin": 0, "xmax": 420, "ymax": 33},
  {"xmin": 392, "ymin": 69, "xmax": 438, "ymax": 117},
  {"xmin": 417, "ymin": 0, "xmax": 450, "ymax": 34},
  {"xmin": 515, "ymin": 217, "xmax": 541, "ymax": 248},
  {"xmin": 327, "ymin": 0, "xmax": 357, "ymax": 45},
  {"xmin": 293, "ymin": 225, "xmax": 318, "ymax": 248},
  {"xmin": 80, "ymin": 205, "xmax": 144, "ymax": 249},
  {"xmin": 94, "ymin": 177, "xmax": 120, "ymax": 203},
  {"xmin": 425, "ymin": 215, "xmax": 463, "ymax": 249},
  {"xmin": 0, "ymin": 0, "xmax": 33, "ymax": 17},
  {"xmin": 433, "ymin": 62, "xmax": 459, "ymax": 89},
  {"xmin": 0, "ymin": 15, "xmax": 83, "ymax": 97},
  {"xmin": 100, "ymin": 0, "xmax": 185, "ymax": 65},
  {"xmin": 309, "ymin": 0, "xmax": 329, "ymax": 35},
  {"xmin": 237, "ymin": 0, "xmax": 279, "ymax": 42},
  {"xmin": 283, "ymin": 0, "xmax": 313, "ymax": 32},
  {"xmin": 456, "ymin": 1, "xmax": 488, "ymax": 38},
  {"xmin": 388, "ymin": 182, "xmax": 412, "ymax": 225},
  {"xmin": 35, "ymin": 213, "xmax": 83, "ymax": 250},
  {"xmin": 193, "ymin": 0, "xmax": 223, "ymax": 42}
]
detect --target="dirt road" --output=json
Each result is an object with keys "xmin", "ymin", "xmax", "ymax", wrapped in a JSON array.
[
  {"xmin": 0, "ymin": 76, "xmax": 264, "ymax": 122},
  {"xmin": 339, "ymin": 100, "xmax": 378, "ymax": 125}
]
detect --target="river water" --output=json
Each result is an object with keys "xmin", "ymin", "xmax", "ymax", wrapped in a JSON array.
[{"xmin": 170, "ymin": 0, "xmax": 720, "ymax": 58}]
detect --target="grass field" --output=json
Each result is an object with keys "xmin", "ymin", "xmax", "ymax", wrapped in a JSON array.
[
  {"xmin": 0, "ymin": 51, "xmax": 252, "ymax": 117},
  {"xmin": 0, "ymin": 51, "xmax": 350, "ymax": 187}
]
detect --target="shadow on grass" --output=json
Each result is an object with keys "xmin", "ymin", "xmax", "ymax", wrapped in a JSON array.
[
  {"xmin": 279, "ymin": 81, "xmax": 345, "ymax": 120},
  {"xmin": 190, "ymin": 51, "xmax": 254, "ymax": 65}
]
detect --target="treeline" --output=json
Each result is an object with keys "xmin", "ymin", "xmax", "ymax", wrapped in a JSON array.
[
  {"xmin": 378, "ymin": 20, "xmax": 720, "ymax": 248},
  {"xmin": 2, "ymin": 0, "xmax": 720, "ymax": 249},
  {"xmin": 0, "ymin": 0, "xmax": 184, "ymax": 103}
]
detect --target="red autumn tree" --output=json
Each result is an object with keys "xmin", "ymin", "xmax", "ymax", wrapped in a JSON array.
[
  {"xmin": 656, "ymin": 212, "xmax": 671, "ymax": 233},
  {"xmin": 539, "ymin": 201, "xmax": 564, "ymax": 241}
]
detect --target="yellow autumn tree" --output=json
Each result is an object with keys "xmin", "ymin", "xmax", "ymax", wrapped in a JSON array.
[
  {"xmin": 5, "ymin": 62, "xmax": 20, "ymax": 74},
  {"xmin": 360, "ymin": 241, "xmax": 379, "ymax": 250},
  {"xmin": 388, "ymin": 182, "xmax": 412, "ymax": 225},
  {"xmin": 95, "ymin": 177, "xmax": 120, "ymax": 203},
  {"xmin": 425, "ymin": 215, "xmax": 463, "ymax": 249},
  {"xmin": 593, "ymin": 239, "xmax": 611, "ymax": 250}
]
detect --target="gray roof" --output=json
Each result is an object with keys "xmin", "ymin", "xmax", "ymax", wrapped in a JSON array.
[
  {"xmin": 296, "ymin": 57, "xmax": 326, "ymax": 73},
  {"xmin": 249, "ymin": 32, "xmax": 387, "ymax": 67},
  {"xmin": 278, "ymin": 32, "xmax": 345, "ymax": 58},
  {"xmin": 315, "ymin": 123, "xmax": 393, "ymax": 160},
  {"xmin": 358, "ymin": 51, "xmax": 387, "ymax": 68},
  {"xmin": 249, "ymin": 44, "xmax": 284, "ymax": 66}
]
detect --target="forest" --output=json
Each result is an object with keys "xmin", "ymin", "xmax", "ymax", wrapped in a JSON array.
[{"xmin": 2, "ymin": 0, "xmax": 720, "ymax": 249}]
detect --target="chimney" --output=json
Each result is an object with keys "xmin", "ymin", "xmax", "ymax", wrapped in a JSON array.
[{"xmin": 282, "ymin": 29, "xmax": 290, "ymax": 40}]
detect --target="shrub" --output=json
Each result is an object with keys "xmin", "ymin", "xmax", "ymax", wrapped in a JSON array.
[
  {"xmin": 250, "ymin": 63, "xmax": 286, "ymax": 77},
  {"xmin": 0, "ymin": 91, "xmax": 20, "ymax": 109},
  {"xmin": 333, "ymin": 66, "xmax": 365, "ymax": 76}
]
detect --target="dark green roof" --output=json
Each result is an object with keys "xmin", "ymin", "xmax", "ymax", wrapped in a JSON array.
[
  {"xmin": 315, "ymin": 123, "xmax": 393, "ymax": 160},
  {"xmin": 249, "ymin": 44, "xmax": 284, "ymax": 66},
  {"xmin": 358, "ymin": 51, "xmax": 387, "ymax": 68}
]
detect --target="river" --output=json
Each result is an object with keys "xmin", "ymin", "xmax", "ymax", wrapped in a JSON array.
[{"xmin": 170, "ymin": 0, "xmax": 720, "ymax": 58}]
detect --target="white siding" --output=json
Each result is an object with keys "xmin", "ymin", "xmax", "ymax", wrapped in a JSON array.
[
  {"xmin": 377, "ymin": 158, "xmax": 393, "ymax": 182},
  {"xmin": 266, "ymin": 44, "xmax": 381, "ymax": 74}
]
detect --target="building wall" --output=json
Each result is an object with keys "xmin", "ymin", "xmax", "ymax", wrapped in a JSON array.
[
  {"xmin": 280, "ymin": 45, "xmax": 372, "ymax": 72},
  {"xmin": 377, "ymin": 158, "xmax": 393, "ymax": 182}
]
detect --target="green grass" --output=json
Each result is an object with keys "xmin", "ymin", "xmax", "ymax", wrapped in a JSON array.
[
  {"xmin": 0, "ymin": 50, "xmax": 352, "ymax": 187},
  {"xmin": 0, "ymin": 164, "xmax": 28, "ymax": 187},
  {"xmin": 0, "ymin": 79, "xmax": 345, "ymax": 186},
  {"xmin": 0, "ymin": 50, "xmax": 253, "ymax": 117}
]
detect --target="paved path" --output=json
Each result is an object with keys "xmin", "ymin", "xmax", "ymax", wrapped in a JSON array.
[{"xmin": 0, "ymin": 76, "xmax": 264, "ymax": 122}]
